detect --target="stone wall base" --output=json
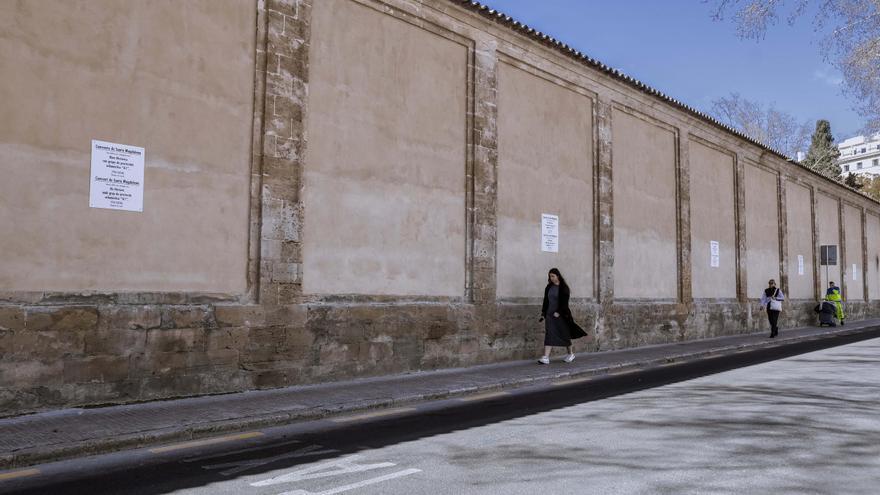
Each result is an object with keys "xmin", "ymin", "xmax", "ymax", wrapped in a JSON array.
[{"xmin": 3, "ymin": 299, "xmax": 877, "ymax": 416}]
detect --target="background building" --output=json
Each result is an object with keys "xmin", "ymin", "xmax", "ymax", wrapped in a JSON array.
[{"xmin": 839, "ymin": 134, "xmax": 880, "ymax": 176}]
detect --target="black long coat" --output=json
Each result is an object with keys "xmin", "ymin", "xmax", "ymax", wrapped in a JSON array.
[{"xmin": 541, "ymin": 283, "xmax": 588, "ymax": 339}]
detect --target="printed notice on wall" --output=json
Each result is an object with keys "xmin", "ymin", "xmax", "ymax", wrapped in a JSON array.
[
  {"xmin": 853, "ymin": 264, "xmax": 858, "ymax": 280},
  {"xmin": 709, "ymin": 240, "xmax": 720, "ymax": 268},
  {"xmin": 541, "ymin": 214, "xmax": 559, "ymax": 253},
  {"xmin": 89, "ymin": 140, "xmax": 145, "ymax": 212},
  {"xmin": 798, "ymin": 255, "xmax": 805, "ymax": 275}
]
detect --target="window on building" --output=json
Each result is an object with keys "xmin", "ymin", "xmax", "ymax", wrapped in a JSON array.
[
  {"xmin": 858, "ymin": 162, "xmax": 863, "ymax": 169},
  {"xmin": 862, "ymin": 147, "xmax": 867, "ymax": 153},
  {"xmin": 844, "ymin": 165, "xmax": 850, "ymax": 171},
  {"xmin": 874, "ymin": 159, "xmax": 879, "ymax": 167}
]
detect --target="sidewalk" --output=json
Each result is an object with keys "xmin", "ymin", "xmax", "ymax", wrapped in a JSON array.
[{"xmin": 2, "ymin": 319, "xmax": 880, "ymax": 470}]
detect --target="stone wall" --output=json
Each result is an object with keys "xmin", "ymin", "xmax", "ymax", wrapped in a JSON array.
[{"xmin": 3, "ymin": 0, "xmax": 880, "ymax": 416}]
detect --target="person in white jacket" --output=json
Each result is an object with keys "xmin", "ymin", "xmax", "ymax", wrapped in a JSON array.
[{"xmin": 759, "ymin": 279, "xmax": 785, "ymax": 338}]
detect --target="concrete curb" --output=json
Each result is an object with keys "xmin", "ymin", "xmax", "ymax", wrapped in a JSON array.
[{"xmin": 3, "ymin": 325, "xmax": 878, "ymax": 470}]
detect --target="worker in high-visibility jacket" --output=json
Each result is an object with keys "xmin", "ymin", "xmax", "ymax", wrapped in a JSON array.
[{"xmin": 826, "ymin": 281, "xmax": 845, "ymax": 325}]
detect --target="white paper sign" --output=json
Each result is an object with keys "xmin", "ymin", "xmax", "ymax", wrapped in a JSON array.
[
  {"xmin": 541, "ymin": 214, "xmax": 559, "ymax": 253},
  {"xmin": 797, "ymin": 255, "xmax": 804, "ymax": 275},
  {"xmin": 853, "ymin": 264, "xmax": 858, "ymax": 280},
  {"xmin": 709, "ymin": 240, "xmax": 720, "ymax": 268},
  {"xmin": 89, "ymin": 140, "xmax": 145, "ymax": 212}
]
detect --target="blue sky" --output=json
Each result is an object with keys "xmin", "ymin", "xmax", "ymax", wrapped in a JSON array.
[{"xmin": 483, "ymin": 0, "xmax": 863, "ymax": 140}]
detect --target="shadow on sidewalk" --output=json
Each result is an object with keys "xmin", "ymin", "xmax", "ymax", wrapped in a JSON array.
[{"xmin": 5, "ymin": 328, "xmax": 880, "ymax": 495}]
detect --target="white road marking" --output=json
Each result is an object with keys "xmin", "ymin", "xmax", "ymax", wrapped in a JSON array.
[
  {"xmin": 204, "ymin": 444, "xmax": 339, "ymax": 476},
  {"xmin": 279, "ymin": 468, "xmax": 422, "ymax": 495},
  {"xmin": 252, "ymin": 454, "xmax": 395, "ymax": 487}
]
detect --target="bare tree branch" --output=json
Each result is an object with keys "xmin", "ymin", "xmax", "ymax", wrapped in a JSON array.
[
  {"xmin": 709, "ymin": 0, "xmax": 880, "ymax": 132},
  {"xmin": 710, "ymin": 93, "xmax": 811, "ymax": 157}
]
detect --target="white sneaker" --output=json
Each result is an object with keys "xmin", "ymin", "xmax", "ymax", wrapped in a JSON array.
[
  {"xmin": 564, "ymin": 354, "xmax": 576, "ymax": 363},
  {"xmin": 538, "ymin": 356, "xmax": 550, "ymax": 365}
]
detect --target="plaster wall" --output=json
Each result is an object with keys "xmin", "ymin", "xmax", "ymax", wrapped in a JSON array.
[
  {"xmin": 496, "ymin": 63, "xmax": 593, "ymax": 299},
  {"xmin": 612, "ymin": 109, "xmax": 677, "ymax": 299},
  {"xmin": 303, "ymin": 0, "xmax": 467, "ymax": 296},
  {"xmin": 0, "ymin": 0, "xmax": 255, "ymax": 293},
  {"xmin": 6, "ymin": 0, "xmax": 880, "ymax": 417},
  {"xmin": 817, "ymin": 194, "xmax": 841, "ymax": 289},
  {"xmin": 867, "ymin": 214, "xmax": 880, "ymax": 300},
  {"xmin": 844, "ymin": 205, "xmax": 864, "ymax": 300},
  {"xmin": 689, "ymin": 140, "xmax": 736, "ymax": 299},
  {"xmin": 785, "ymin": 181, "xmax": 814, "ymax": 298},
  {"xmin": 744, "ymin": 164, "xmax": 780, "ymax": 296}
]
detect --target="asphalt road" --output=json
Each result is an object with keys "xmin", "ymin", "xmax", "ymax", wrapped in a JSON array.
[{"xmin": 3, "ymin": 332, "xmax": 879, "ymax": 494}]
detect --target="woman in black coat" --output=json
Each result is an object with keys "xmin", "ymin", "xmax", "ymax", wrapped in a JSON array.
[{"xmin": 538, "ymin": 268, "xmax": 587, "ymax": 364}]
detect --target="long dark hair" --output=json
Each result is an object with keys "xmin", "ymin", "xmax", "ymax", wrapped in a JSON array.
[{"xmin": 547, "ymin": 268, "xmax": 570, "ymax": 292}]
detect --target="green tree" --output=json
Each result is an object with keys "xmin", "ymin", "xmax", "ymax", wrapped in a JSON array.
[
  {"xmin": 844, "ymin": 172, "xmax": 863, "ymax": 190},
  {"xmin": 801, "ymin": 119, "xmax": 842, "ymax": 180}
]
